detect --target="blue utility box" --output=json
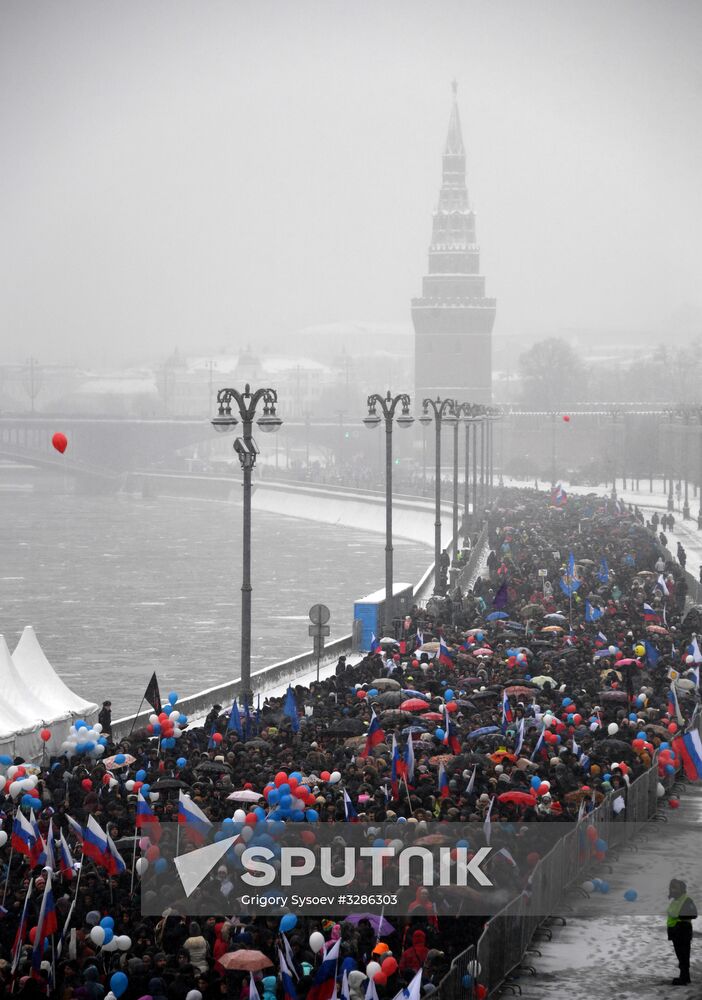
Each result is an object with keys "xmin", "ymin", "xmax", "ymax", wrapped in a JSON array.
[{"xmin": 353, "ymin": 582, "xmax": 414, "ymax": 650}]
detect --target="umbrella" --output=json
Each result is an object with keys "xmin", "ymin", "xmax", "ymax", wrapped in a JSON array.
[
  {"xmin": 645, "ymin": 625, "xmax": 668, "ymax": 634},
  {"xmin": 578, "ymin": 559, "xmax": 596, "ymax": 566},
  {"xmin": 599, "ymin": 669, "xmax": 622, "ymax": 681},
  {"xmin": 530, "ymin": 675, "xmax": 556, "ymax": 687},
  {"xmin": 565, "ymin": 789, "xmax": 604, "ymax": 805},
  {"xmin": 376, "ymin": 691, "xmax": 404, "ymax": 707},
  {"xmin": 219, "ymin": 951, "xmax": 273, "ymax": 972},
  {"xmin": 245, "ymin": 738, "xmax": 272, "ymax": 749},
  {"xmin": 227, "ymin": 790, "xmax": 263, "ymax": 802},
  {"xmin": 486, "ymin": 611, "xmax": 508, "ymax": 621},
  {"xmin": 421, "ymin": 712, "xmax": 445, "ymax": 722},
  {"xmin": 104, "ymin": 754, "xmax": 136, "ymax": 771},
  {"xmin": 150, "ymin": 778, "xmax": 190, "ymax": 791},
  {"xmin": 402, "ymin": 689, "xmax": 428, "ymax": 699},
  {"xmin": 544, "ymin": 613, "xmax": 567, "ymax": 621},
  {"xmin": 418, "ymin": 642, "xmax": 440, "ymax": 652},
  {"xmin": 195, "ymin": 760, "xmax": 233, "ymax": 774},
  {"xmin": 504, "ymin": 686, "xmax": 536, "ymax": 698},
  {"xmin": 490, "ymin": 751, "xmax": 517, "ymax": 763},
  {"xmin": 372, "ymin": 678, "xmax": 401, "ymax": 690},
  {"xmin": 616, "ymin": 658, "xmax": 640, "ymax": 666},
  {"xmin": 429, "ymin": 754, "xmax": 455, "ymax": 766},
  {"xmin": 472, "ymin": 648, "xmax": 494, "ymax": 657},
  {"xmin": 400, "ymin": 699, "xmax": 430, "ymax": 711},
  {"xmin": 467, "ymin": 726, "xmax": 500, "ymax": 739},
  {"xmin": 468, "ymin": 689, "xmax": 498, "ymax": 700},
  {"xmin": 598, "ymin": 690, "xmax": 628, "ymax": 703},
  {"xmin": 504, "ymin": 621, "xmax": 526, "ymax": 631},
  {"xmin": 635, "ymin": 570, "xmax": 656, "ymax": 578},
  {"xmin": 327, "ymin": 718, "xmax": 366, "ymax": 735},
  {"xmin": 416, "ymin": 834, "xmax": 450, "ymax": 845},
  {"xmin": 541, "ymin": 625, "xmax": 564, "ymax": 633},
  {"xmin": 595, "ymin": 739, "xmax": 634, "ymax": 756},
  {"xmin": 521, "ymin": 603, "xmax": 544, "ymax": 618},
  {"xmin": 401, "ymin": 725, "xmax": 427, "ymax": 735},
  {"xmin": 378, "ymin": 636, "xmax": 398, "ymax": 645},
  {"xmin": 344, "ymin": 914, "xmax": 395, "ymax": 935},
  {"xmin": 379, "ymin": 710, "xmax": 414, "ymax": 724},
  {"xmin": 497, "ymin": 791, "xmax": 537, "ymax": 807}
]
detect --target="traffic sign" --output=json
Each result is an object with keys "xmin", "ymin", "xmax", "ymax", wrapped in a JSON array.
[
  {"xmin": 309, "ymin": 624, "xmax": 331, "ymax": 637},
  {"xmin": 309, "ymin": 604, "xmax": 331, "ymax": 626}
]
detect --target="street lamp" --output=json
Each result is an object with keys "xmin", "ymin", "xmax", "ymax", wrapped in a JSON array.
[
  {"xmin": 212, "ymin": 383, "xmax": 282, "ymax": 707},
  {"xmin": 363, "ymin": 391, "xmax": 414, "ymax": 636},
  {"xmin": 419, "ymin": 397, "xmax": 457, "ymax": 594}
]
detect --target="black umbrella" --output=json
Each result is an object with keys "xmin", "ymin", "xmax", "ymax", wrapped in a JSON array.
[
  {"xmin": 593, "ymin": 738, "xmax": 634, "ymax": 756},
  {"xmin": 326, "ymin": 718, "xmax": 365, "ymax": 736},
  {"xmin": 376, "ymin": 691, "xmax": 404, "ymax": 707},
  {"xmin": 150, "ymin": 778, "xmax": 190, "ymax": 791},
  {"xmin": 195, "ymin": 760, "xmax": 233, "ymax": 774}
]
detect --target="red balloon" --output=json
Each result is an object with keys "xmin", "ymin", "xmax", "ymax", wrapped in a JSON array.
[
  {"xmin": 356, "ymin": 690, "xmax": 367, "ymax": 699},
  {"xmin": 40, "ymin": 728, "xmax": 51, "ymax": 742},
  {"xmin": 245, "ymin": 812, "xmax": 258, "ymax": 825},
  {"xmin": 373, "ymin": 972, "xmax": 387, "ymax": 986},
  {"xmin": 29, "ymin": 926, "xmax": 38, "ymax": 945},
  {"xmin": 52, "ymin": 432, "xmax": 68, "ymax": 454},
  {"xmin": 445, "ymin": 701, "xmax": 458, "ymax": 713},
  {"xmin": 212, "ymin": 732, "xmax": 223, "ymax": 744},
  {"xmin": 300, "ymin": 829, "xmax": 316, "ymax": 845},
  {"xmin": 320, "ymin": 771, "xmax": 331, "ymax": 782},
  {"xmin": 274, "ymin": 772, "xmax": 288, "ymax": 787},
  {"xmin": 81, "ymin": 779, "xmax": 92, "ymax": 792},
  {"xmin": 562, "ymin": 415, "xmax": 570, "ymax": 423},
  {"xmin": 102, "ymin": 774, "xmax": 112, "ymax": 786},
  {"xmin": 476, "ymin": 986, "xmax": 488, "ymax": 1000},
  {"xmin": 145, "ymin": 844, "xmax": 160, "ymax": 861},
  {"xmin": 381, "ymin": 957, "xmax": 398, "ymax": 975},
  {"xmin": 668, "ymin": 722, "xmax": 678, "ymax": 734},
  {"xmin": 669, "ymin": 798, "xmax": 680, "ymax": 809},
  {"xmin": 586, "ymin": 826, "xmax": 598, "ymax": 842}
]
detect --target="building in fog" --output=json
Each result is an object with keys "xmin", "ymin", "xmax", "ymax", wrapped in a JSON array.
[{"xmin": 412, "ymin": 83, "xmax": 496, "ymax": 405}]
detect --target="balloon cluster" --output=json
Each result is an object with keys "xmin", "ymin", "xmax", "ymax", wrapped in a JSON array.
[
  {"xmin": 1, "ymin": 764, "xmax": 41, "ymax": 807},
  {"xmin": 146, "ymin": 693, "xmax": 188, "ymax": 749},
  {"xmin": 61, "ymin": 720, "xmax": 107, "ymax": 758},
  {"xmin": 86, "ymin": 915, "xmax": 132, "ymax": 954},
  {"xmin": 261, "ymin": 770, "xmax": 336, "ymax": 822}
]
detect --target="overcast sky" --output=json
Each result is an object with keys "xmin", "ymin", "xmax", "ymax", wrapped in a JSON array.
[{"xmin": 2, "ymin": 1, "xmax": 701, "ymax": 368}]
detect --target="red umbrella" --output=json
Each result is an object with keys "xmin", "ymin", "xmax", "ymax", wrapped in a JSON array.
[
  {"xmin": 400, "ymin": 698, "xmax": 430, "ymax": 711},
  {"xmin": 421, "ymin": 712, "xmax": 445, "ymax": 721},
  {"xmin": 472, "ymin": 648, "xmax": 493, "ymax": 656},
  {"xmin": 497, "ymin": 791, "xmax": 537, "ymax": 807}
]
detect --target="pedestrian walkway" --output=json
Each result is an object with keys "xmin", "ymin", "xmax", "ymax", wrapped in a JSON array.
[{"xmin": 506, "ymin": 785, "xmax": 702, "ymax": 1000}]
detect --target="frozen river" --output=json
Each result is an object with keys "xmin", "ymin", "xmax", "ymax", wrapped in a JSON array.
[{"xmin": 0, "ymin": 490, "xmax": 431, "ymax": 717}]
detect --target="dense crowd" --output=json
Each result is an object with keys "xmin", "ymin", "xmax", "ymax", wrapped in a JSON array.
[{"xmin": 1, "ymin": 488, "xmax": 700, "ymax": 1000}]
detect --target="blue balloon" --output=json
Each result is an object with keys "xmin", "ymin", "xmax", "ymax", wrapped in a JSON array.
[
  {"xmin": 178, "ymin": 714, "xmax": 188, "ymax": 726},
  {"xmin": 306, "ymin": 809, "xmax": 319, "ymax": 822},
  {"xmin": 267, "ymin": 789, "xmax": 280, "ymax": 806},
  {"xmin": 603, "ymin": 773, "xmax": 611, "ymax": 782},
  {"xmin": 110, "ymin": 971, "xmax": 128, "ymax": 998},
  {"xmin": 595, "ymin": 839, "xmax": 607, "ymax": 853},
  {"xmin": 278, "ymin": 783, "xmax": 291, "ymax": 796},
  {"xmin": 280, "ymin": 913, "xmax": 298, "ymax": 933},
  {"xmin": 114, "ymin": 753, "xmax": 126, "ymax": 765},
  {"xmin": 75, "ymin": 720, "xmax": 86, "ymax": 730},
  {"xmin": 435, "ymin": 728, "xmax": 445, "ymax": 741},
  {"xmin": 462, "ymin": 974, "xmax": 473, "ymax": 988},
  {"xmin": 636, "ymin": 731, "xmax": 647, "ymax": 740},
  {"xmin": 660, "ymin": 742, "xmax": 670, "ymax": 750},
  {"xmin": 176, "ymin": 757, "xmax": 186, "ymax": 768},
  {"xmin": 456, "ymin": 839, "xmax": 469, "ymax": 849},
  {"xmin": 97, "ymin": 736, "xmax": 107, "ymax": 746},
  {"xmin": 154, "ymin": 858, "xmax": 168, "ymax": 874},
  {"xmin": 83, "ymin": 742, "xmax": 95, "ymax": 753},
  {"xmin": 280, "ymin": 794, "xmax": 292, "ymax": 810},
  {"xmin": 525, "ymin": 674, "xmax": 532, "ymax": 681},
  {"xmin": 562, "ymin": 698, "xmax": 571, "ymax": 707},
  {"xmin": 289, "ymin": 772, "xmax": 303, "ymax": 782},
  {"xmin": 222, "ymin": 817, "xmax": 235, "ymax": 827},
  {"xmin": 567, "ymin": 714, "xmax": 574, "ymax": 724},
  {"xmin": 373, "ymin": 837, "xmax": 385, "ymax": 847},
  {"xmin": 152, "ymin": 723, "xmax": 161, "ymax": 735},
  {"xmin": 168, "ymin": 692, "xmax": 178, "ymax": 705},
  {"xmin": 141, "ymin": 784, "xmax": 151, "ymax": 797},
  {"xmin": 254, "ymin": 807, "xmax": 267, "ymax": 822},
  {"xmin": 445, "ymin": 689, "xmax": 454, "ymax": 701},
  {"xmin": 214, "ymin": 830, "xmax": 230, "ymax": 842},
  {"xmin": 624, "ymin": 889, "xmax": 637, "ymax": 902},
  {"xmin": 135, "ymin": 769, "xmax": 146, "ymax": 782},
  {"xmin": 291, "ymin": 810, "xmax": 305, "ymax": 822},
  {"xmin": 530, "ymin": 776, "xmax": 541, "ymax": 790},
  {"xmin": 103, "ymin": 927, "xmax": 114, "ymax": 944},
  {"xmin": 396, "ymin": 816, "xmax": 407, "ymax": 824},
  {"xmin": 368, "ymin": 689, "xmax": 378, "ymax": 697},
  {"xmin": 665, "ymin": 764, "xmax": 675, "ymax": 774},
  {"xmin": 100, "ymin": 916, "xmax": 115, "ymax": 929},
  {"xmin": 599, "ymin": 880, "xmax": 610, "ymax": 893}
]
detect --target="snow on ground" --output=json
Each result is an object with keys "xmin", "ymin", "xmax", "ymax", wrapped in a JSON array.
[{"xmin": 506, "ymin": 785, "xmax": 702, "ymax": 999}]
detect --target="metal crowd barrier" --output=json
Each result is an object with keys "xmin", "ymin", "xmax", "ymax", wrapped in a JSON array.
[{"xmin": 437, "ymin": 758, "xmax": 674, "ymax": 999}]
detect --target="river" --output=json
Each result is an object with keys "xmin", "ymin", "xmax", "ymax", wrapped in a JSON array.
[{"xmin": 0, "ymin": 490, "xmax": 431, "ymax": 717}]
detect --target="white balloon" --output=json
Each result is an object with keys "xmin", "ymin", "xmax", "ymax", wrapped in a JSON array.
[
  {"xmin": 117, "ymin": 935, "xmax": 132, "ymax": 951},
  {"xmin": 234, "ymin": 842, "xmax": 246, "ymax": 856},
  {"xmin": 7, "ymin": 766, "xmax": 18, "ymax": 780},
  {"xmin": 607, "ymin": 723, "xmax": 619, "ymax": 736},
  {"xmin": 125, "ymin": 780, "xmax": 135, "ymax": 792},
  {"xmin": 657, "ymin": 782, "xmax": 666, "ymax": 798},
  {"xmin": 9, "ymin": 781, "xmax": 22, "ymax": 798},
  {"xmin": 233, "ymin": 809, "xmax": 247, "ymax": 823},
  {"xmin": 310, "ymin": 932, "xmax": 325, "ymax": 954},
  {"xmin": 136, "ymin": 858, "xmax": 149, "ymax": 876},
  {"xmin": 90, "ymin": 926, "xmax": 105, "ymax": 946},
  {"xmin": 149, "ymin": 714, "xmax": 159, "ymax": 725},
  {"xmin": 94, "ymin": 745, "xmax": 105, "ymax": 757},
  {"xmin": 93, "ymin": 722, "xmax": 103, "ymax": 733},
  {"xmin": 366, "ymin": 962, "xmax": 381, "ymax": 978},
  {"xmin": 102, "ymin": 936, "xmax": 119, "ymax": 952},
  {"xmin": 0, "ymin": 831, "xmax": 7, "ymax": 848},
  {"xmin": 543, "ymin": 714, "xmax": 553, "ymax": 727},
  {"xmin": 186, "ymin": 991, "xmax": 203, "ymax": 1000},
  {"xmin": 240, "ymin": 826, "xmax": 253, "ymax": 842},
  {"xmin": 329, "ymin": 771, "xmax": 341, "ymax": 785},
  {"xmin": 608, "ymin": 645, "xmax": 617, "ymax": 655},
  {"xmin": 169, "ymin": 711, "xmax": 180, "ymax": 723},
  {"xmin": 467, "ymin": 961, "xmax": 481, "ymax": 977},
  {"xmin": 582, "ymin": 880, "xmax": 595, "ymax": 893}
]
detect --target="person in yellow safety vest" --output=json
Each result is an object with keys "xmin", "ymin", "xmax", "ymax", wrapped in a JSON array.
[{"xmin": 667, "ymin": 878, "xmax": 698, "ymax": 986}]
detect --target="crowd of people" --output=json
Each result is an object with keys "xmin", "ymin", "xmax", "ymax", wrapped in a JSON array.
[{"xmin": 1, "ymin": 488, "xmax": 700, "ymax": 999}]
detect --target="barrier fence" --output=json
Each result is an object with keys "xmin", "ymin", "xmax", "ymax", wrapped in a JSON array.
[{"xmin": 436, "ymin": 756, "xmax": 684, "ymax": 1000}]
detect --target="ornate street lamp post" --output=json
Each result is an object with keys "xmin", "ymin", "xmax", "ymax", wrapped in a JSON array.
[
  {"xmin": 212, "ymin": 384, "xmax": 282, "ymax": 706},
  {"xmin": 419, "ymin": 397, "xmax": 457, "ymax": 594},
  {"xmin": 363, "ymin": 391, "xmax": 414, "ymax": 636}
]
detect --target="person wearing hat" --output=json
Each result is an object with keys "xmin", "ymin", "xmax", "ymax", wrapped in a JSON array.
[{"xmin": 667, "ymin": 878, "xmax": 697, "ymax": 985}]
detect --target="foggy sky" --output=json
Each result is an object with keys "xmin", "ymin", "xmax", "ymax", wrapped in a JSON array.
[{"xmin": 1, "ymin": 1, "xmax": 701, "ymax": 368}]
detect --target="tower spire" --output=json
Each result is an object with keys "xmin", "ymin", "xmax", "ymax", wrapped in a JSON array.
[{"xmin": 445, "ymin": 80, "xmax": 464, "ymax": 156}]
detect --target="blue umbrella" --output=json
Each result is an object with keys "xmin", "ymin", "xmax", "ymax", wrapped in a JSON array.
[
  {"xmin": 402, "ymin": 689, "xmax": 427, "ymax": 698},
  {"xmin": 467, "ymin": 725, "xmax": 500, "ymax": 739},
  {"xmin": 486, "ymin": 611, "xmax": 509, "ymax": 621},
  {"xmin": 402, "ymin": 725, "xmax": 427, "ymax": 734},
  {"xmin": 505, "ymin": 621, "xmax": 525, "ymax": 631}
]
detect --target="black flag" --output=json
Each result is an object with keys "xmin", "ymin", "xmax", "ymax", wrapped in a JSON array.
[{"xmin": 144, "ymin": 672, "xmax": 162, "ymax": 713}]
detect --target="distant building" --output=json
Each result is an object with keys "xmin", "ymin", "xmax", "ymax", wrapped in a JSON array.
[{"xmin": 412, "ymin": 83, "xmax": 496, "ymax": 405}]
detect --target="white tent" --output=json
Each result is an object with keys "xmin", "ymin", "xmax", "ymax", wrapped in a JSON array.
[{"xmin": 0, "ymin": 627, "xmax": 99, "ymax": 760}]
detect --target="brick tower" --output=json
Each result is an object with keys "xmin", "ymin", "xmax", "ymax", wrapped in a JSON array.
[{"xmin": 412, "ymin": 83, "xmax": 496, "ymax": 404}]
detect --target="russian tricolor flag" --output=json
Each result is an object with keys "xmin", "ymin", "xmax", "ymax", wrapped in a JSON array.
[
  {"xmin": 12, "ymin": 810, "xmax": 42, "ymax": 867},
  {"xmin": 438, "ymin": 640, "xmax": 453, "ymax": 668},
  {"xmin": 307, "ymin": 938, "xmax": 340, "ymax": 1000},
  {"xmin": 343, "ymin": 789, "xmax": 358, "ymax": 822},
  {"xmin": 438, "ymin": 762, "xmax": 449, "ymax": 800},
  {"xmin": 442, "ymin": 707, "xmax": 461, "ymax": 754},
  {"xmin": 82, "ymin": 815, "xmax": 114, "ymax": 872},
  {"xmin": 673, "ymin": 731, "xmax": 702, "ymax": 782},
  {"xmin": 32, "ymin": 870, "xmax": 58, "ymax": 970},
  {"xmin": 178, "ymin": 789, "xmax": 212, "ymax": 844},
  {"xmin": 643, "ymin": 604, "xmax": 661, "ymax": 623},
  {"xmin": 359, "ymin": 708, "xmax": 385, "ymax": 759},
  {"xmin": 106, "ymin": 834, "xmax": 127, "ymax": 876},
  {"xmin": 136, "ymin": 790, "xmax": 157, "ymax": 828},
  {"xmin": 501, "ymin": 691, "xmax": 513, "ymax": 731},
  {"xmin": 391, "ymin": 734, "xmax": 405, "ymax": 796},
  {"xmin": 58, "ymin": 831, "xmax": 75, "ymax": 879},
  {"xmin": 279, "ymin": 949, "xmax": 298, "ymax": 1000}
]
